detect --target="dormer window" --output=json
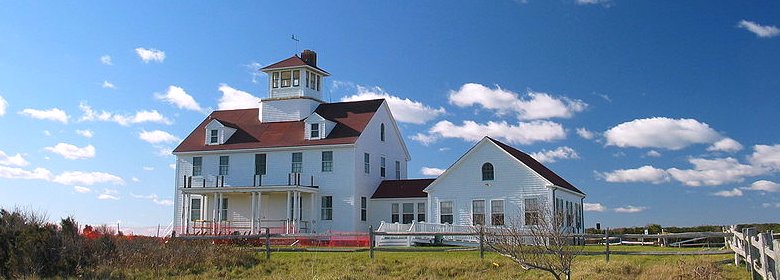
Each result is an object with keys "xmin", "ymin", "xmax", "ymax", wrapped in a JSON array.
[
  {"xmin": 209, "ymin": 130, "xmax": 219, "ymax": 144},
  {"xmin": 310, "ymin": 123, "xmax": 320, "ymax": 139}
]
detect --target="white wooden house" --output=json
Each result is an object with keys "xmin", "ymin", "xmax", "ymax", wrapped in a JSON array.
[
  {"xmin": 172, "ymin": 50, "xmax": 410, "ymax": 235},
  {"xmin": 369, "ymin": 137, "xmax": 586, "ymax": 234},
  {"xmin": 172, "ymin": 50, "xmax": 586, "ymax": 236}
]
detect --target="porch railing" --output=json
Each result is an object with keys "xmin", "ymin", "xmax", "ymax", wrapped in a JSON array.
[
  {"xmin": 186, "ymin": 219, "xmax": 313, "ymax": 235},
  {"xmin": 181, "ymin": 173, "xmax": 319, "ymax": 189}
]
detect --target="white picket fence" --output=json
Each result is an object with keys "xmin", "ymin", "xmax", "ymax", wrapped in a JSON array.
[
  {"xmin": 375, "ymin": 221, "xmax": 482, "ymax": 246},
  {"xmin": 725, "ymin": 225, "xmax": 780, "ymax": 280}
]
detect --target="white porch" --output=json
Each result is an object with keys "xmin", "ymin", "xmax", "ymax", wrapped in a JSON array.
[{"xmin": 179, "ymin": 184, "xmax": 319, "ymax": 235}]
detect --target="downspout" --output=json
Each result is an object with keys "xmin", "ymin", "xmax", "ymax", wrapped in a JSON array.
[{"xmin": 580, "ymin": 196, "xmax": 585, "ymax": 234}]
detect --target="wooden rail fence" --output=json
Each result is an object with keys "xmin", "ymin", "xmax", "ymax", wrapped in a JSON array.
[{"xmin": 725, "ymin": 225, "xmax": 779, "ymax": 280}]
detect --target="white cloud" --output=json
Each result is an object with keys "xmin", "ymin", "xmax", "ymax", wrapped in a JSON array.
[
  {"xmin": 0, "ymin": 166, "xmax": 52, "ymax": 180},
  {"xmin": 762, "ymin": 202, "xmax": 780, "ymax": 208},
  {"xmin": 75, "ymin": 129, "xmax": 94, "ymax": 138},
  {"xmin": 139, "ymin": 130, "xmax": 180, "ymax": 144},
  {"xmin": 448, "ymin": 83, "xmax": 587, "ymax": 120},
  {"xmin": 420, "ymin": 167, "xmax": 445, "ymax": 176},
  {"xmin": 79, "ymin": 102, "xmax": 172, "ymax": 126},
  {"xmin": 135, "ymin": 47, "xmax": 165, "ymax": 63},
  {"xmin": 43, "ymin": 130, "xmax": 51, "ymax": 136},
  {"xmin": 743, "ymin": 180, "xmax": 780, "ymax": 193},
  {"xmin": 131, "ymin": 177, "xmax": 140, "ymax": 182},
  {"xmin": 341, "ymin": 86, "xmax": 445, "ymax": 124},
  {"xmin": 44, "ymin": 143, "xmax": 96, "ymax": 160},
  {"xmin": 667, "ymin": 157, "xmax": 766, "ymax": 187},
  {"xmin": 102, "ymin": 80, "xmax": 117, "ymax": 89},
  {"xmin": 130, "ymin": 193, "xmax": 174, "ymax": 206},
  {"xmin": 143, "ymin": 166, "xmax": 154, "ymax": 171},
  {"xmin": 0, "ymin": 95, "xmax": 7, "ymax": 116},
  {"xmin": 712, "ymin": 188, "xmax": 743, "ymax": 197},
  {"xmin": 420, "ymin": 120, "xmax": 566, "ymax": 145},
  {"xmin": 599, "ymin": 165, "xmax": 670, "ymax": 184},
  {"xmin": 0, "ymin": 150, "xmax": 29, "ymax": 166},
  {"xmin": 53, "ymin": 171, "xmax": 124, "ymax": 186},
  {"xmin": 20, "ymin": 108, "xmax": 69, "ymax": 124},
  {"xmin": 583, "ymin": 203, "xmax": 606, "ymax": 212},
  {"xmin": 707, "ymin": 138, "xmax": 743, "ymax": 153},
  {"xmin": 155, "ymin": 146, "xmax": 173, "ymax": 157},
  {"xmin": 738, "ymin": 20, "xmax": 780, "ymax": 38},
  {"xmin": 576, "ymin": 0, "xmax": 611, "ymax": 5},
  {"xmin": 97, "ymin": 189, "xmax": 120, "ymax": 200},
  {"xmin": 100, "ymin": 55, "xmax": 113, "ymax": 65},
  {"xmin": 217, "ymin": 84, "xmax": 261, "ymax": 110},
  {"xmin": 74, "ymin": 186, "xmax": 91, "ymax": 193},
  {"xmin": 246, "ymin": 62, "xmax": 264, "ymax": 84},
  {"xmin": 614, "ymin": 205, "xmax": 646, "ymax": 213},
  {"xmin": 646, "ymin": 150, "xmax": 662, "ymax": 157},
  {"xmin": 410, "ymin": 133, "xmax": 439, "ymax": 146},
  {"xmin": 749, "ymin": 144, "xmax": 780, "ymax": 171},
  {"xmin": 530, "ymin": 147, "xmax": 579, "ymax": 163},
  {"xmin": 576, "ymin": 128, "xmax": 596, "ymax": 140},
  {"xmin": 604, "ymin": 117, "xmax": 721, "ymax": 150},
  {"xmin": 155, "ymin": 85, "xmax": 203, "ymax": 112}
]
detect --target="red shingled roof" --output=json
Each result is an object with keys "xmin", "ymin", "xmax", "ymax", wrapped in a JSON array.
[
  {"xmin": 260, "ymin": 55, "xmax": 330, "ymax": 75},
  {"xmin": 371, "ymin": 179, "xmax": 435, "ymax": 199},
  {"xmin": 486, "ymin": 137, "xmax": 585, "ymax": 195},
  {"xmin": 173, "ymin": 99, "xmax": 384, "ymax": 153}
]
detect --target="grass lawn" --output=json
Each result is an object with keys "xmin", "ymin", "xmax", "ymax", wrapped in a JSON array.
[{"xmin": 112, "ymin": 247, "xmax": 749, "ymax": 279}]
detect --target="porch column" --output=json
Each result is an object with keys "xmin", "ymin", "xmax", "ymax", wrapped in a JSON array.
[
  {"xmin": 286, "ymin": 191, "xmax": 291, "ymax": 234},
  {"xmin": 310, "ymin": 193, "xmax": 317, "ymax": 230},
  {"xmin": 212, "ymin": 192, "xmax": 218, "ymax": 234},
  {"xmin": 293, "ymin": 191, "xmax": 300, "ymax": 233},
  {"xmin": 250, "ymin": 192, "xmax": 256, "ymax": 235},
  {"xmin": 256, "ymin": 191, "xmax": 263, "ymax": 233},
  {"xmin": 183, "ymin": 193, "xmax": 190, "ymax": 234}
]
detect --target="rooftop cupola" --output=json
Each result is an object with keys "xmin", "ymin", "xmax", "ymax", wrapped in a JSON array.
[
  {"xmin": 260, "ymin": 49, "xmax": 330, "ymax": 101},
  {"xmin": 258, "ymin": 50, "xmax": 331, "ymax": 123}
]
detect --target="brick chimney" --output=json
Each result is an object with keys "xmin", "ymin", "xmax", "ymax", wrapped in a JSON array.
[{"xmin": 300, "ymin": 49, "xmax": 317, "ymax": 67}]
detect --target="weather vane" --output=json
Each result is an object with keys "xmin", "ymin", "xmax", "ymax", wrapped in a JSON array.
[{"xmin": 291, "ymin": 34, "xmax": 300, "ymax": 53}]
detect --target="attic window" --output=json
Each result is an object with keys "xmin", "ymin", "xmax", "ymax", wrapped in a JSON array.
[
  {"xmin": 209, "ymin": 129, "xmax": 219, "ymax": 144},
  {"xmin": 310, "ymin": 123, "xmax": 320, "ymax": 139},
  {"xmin": 481, "ymin": 162, "xmax": 494, "ymax": 181}
]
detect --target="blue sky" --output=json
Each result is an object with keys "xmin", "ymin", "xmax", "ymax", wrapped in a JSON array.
[{"xmin": 1, "ymin": 1, "xmax": 778, "ymax": 233}]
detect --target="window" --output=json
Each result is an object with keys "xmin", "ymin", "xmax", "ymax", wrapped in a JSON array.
[
  {"xmin": 566, "ymin": 201, "xmax": 573, "ymax": 227},
  {"xmin": 292, "ymin": 70, "xmax": 300, "ymax": 87},
  {"xmin": 417, "ymin": 202, "xmax": 426, "ymax": 222},
  {"xmin": 291, "ymin": 152, "xmax": 302, "ymax": 173},
  {"xmin": 272, "ymin": 72, "xmax": 280, "ymax": 88},
  {"xmin": 439, "ymin": 201, "xmax": 453, "ymax": 224},
  {"xmin": 360, "ymin": 197, "xmax": 367, "ymax": 221},
  {"xmin": 402, "ymin": 203, "xmax": 414, "ymax": 224},
  {"xmin": 190, "ymin": 198, "xmax": 202, "ymax": 221},
  {"xmin": 281, "ymin": 70, "xmax": 291, "ymax": 87},
  {"xmin": 380, "ymin": 123, "xmax": 385, "ymax": 141},
  {"xmin": 220, "ymin": 198, "xmax": 229, "ymax": 221},
  {"xmin": 255, "ymin": 154, "xmax": 266, "ymax": 175},
  {"xmin": 321, "ymin": 151, "xmax": 333, "ymax": 172},
  {"xmin": 316, "ymin": 75, "xmax": 321, "ymax": 91},
  {"xmin": 218, "ymin": 156, "xmax": 229, "ymax": 176},
  {"xmin": 575, "ymin": 203, "xmax": 582, "ymax": 230},
  {"xmin": 364, "ymin": 153, "xmax": 370, "ymax": 174},
  {"xmin": 481, "ymin": 163, "xmax": 494, "ymax": 181},
  {"xmin": 524, "ymin": 198, "xmax": 539, "ymax": 226},
  {"xmin": 380, "ymin": 157, "xmax": 386, "ymax": 177},
  {"xmin": 209, "ymin": 129, "xmax": 219, "ymax": 144},
  {"xmin": 192, "ymin": 157, "xmax": 202, "ymax": 176},
  {"xmin": 391, "ymin": 203, "xmax": 399, "ymax": 223},
  {"xmin": 491, "ymin": 200, "xmax": 505, "ymax": 226},
  {"xmin": 310, "ymin": 123, "xmax": 320, "ymax": 139},
  {"xmin": 395, "ymin": 161, "xmax": 401, "ymax": 180},
  {"xmin": 321, "ymin": 196, "xmax": 333, "ymax": 220},
  {"xmin": 472, "ymin": 200, "xmax": 485, "ymax": 225}
]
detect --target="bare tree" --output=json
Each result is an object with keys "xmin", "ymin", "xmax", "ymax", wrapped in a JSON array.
[{"xmin": 481, "ymin": 199, "xmax": 583, "ymax": 280}]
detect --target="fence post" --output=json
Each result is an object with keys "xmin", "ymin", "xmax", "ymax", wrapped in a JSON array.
[
  {"xmin": 773, "ymin": 239, "xmax": 780, "ymax": 280},
  {"xmin": 605, "ymin": 227, "xmax": 610, "ymax": 263},
  {"xmin": 757, "ymin": 232, "xmax": 770, "ymax": 280},
  {"xmin": 744, "ymin": 228, "xmax": 756, "ymax": 280},
  {"xmin": 369, "ymin": 225, "xmax": 375, "ymax": 259},
  {"xmin": 265, "ymin": 227, "xmax": 271, "ymax": 260},
  {"xmin": 479, "ymin": 225, "xmax": 484, "ymax": 259}
]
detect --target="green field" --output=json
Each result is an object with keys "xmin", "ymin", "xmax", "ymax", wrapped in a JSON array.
[{"xmin": 99, "ymin": 247, "xmax": 748, "ymax": 279}]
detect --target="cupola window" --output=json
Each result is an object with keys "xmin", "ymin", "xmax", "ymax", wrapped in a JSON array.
[
  {"xmin": 281, "ymin": 71, "xmax": 292, "ymax": 87},
  {"xmin": 292, "ymin": 70, "xmax": 300, "ymax": 87}
]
